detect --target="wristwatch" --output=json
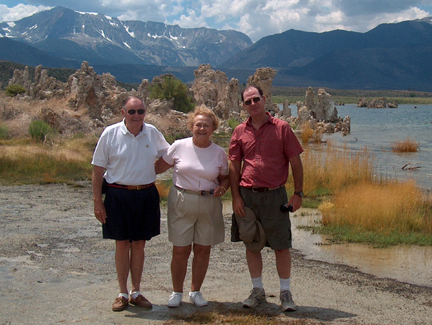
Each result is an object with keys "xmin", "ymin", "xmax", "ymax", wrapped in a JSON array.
[{"xmin": 294, "ymin": 191, "xmax": 304, "ymax": 197}]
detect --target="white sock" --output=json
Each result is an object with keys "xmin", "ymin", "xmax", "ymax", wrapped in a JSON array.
[
  {"xmin": 280, "ymin": 278, "xmax": 291, "ymax": 291},
  {"xmin": 118, "ymin": 292, "xmax": 128, "ymax": 299},
  {"xmin": 130, "ymin": 290, "xmax": 141, "ymax": 299},
  {"xmin": 251, "ymin": 276, "xmax": 264, "ymax": 289}
]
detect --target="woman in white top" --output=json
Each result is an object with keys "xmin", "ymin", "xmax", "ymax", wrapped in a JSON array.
[{"xmin": 155, "ymin": 105, "xmax": 230, "ymax": 308}]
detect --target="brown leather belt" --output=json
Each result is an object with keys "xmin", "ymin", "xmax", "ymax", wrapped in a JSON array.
[
  {"xmin": 107, "ymin": 182, "xmax": 155, "ymax": 190},
  {"xmin": 244, "ymin": 185, "xmax": 283, "ymax": 193}
]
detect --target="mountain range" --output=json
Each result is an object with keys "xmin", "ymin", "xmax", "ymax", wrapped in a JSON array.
[
  {"xmin": 1, "ymin": 6, "xmax": 432, "ymax": 91},
  {"xmin": 0, "ymin": 6, "xmax": 251, "ymax": 68}
]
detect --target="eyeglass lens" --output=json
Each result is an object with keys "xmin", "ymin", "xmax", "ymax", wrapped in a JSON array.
[
  {"xmin": 244, "ymin": 97, "xmax": 261, "ymax": 106},
  {"xmin": 127, "ymin": 109, "xmax": 145, "ymax": 115}
]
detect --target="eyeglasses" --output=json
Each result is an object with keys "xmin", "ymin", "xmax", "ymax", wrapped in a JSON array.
[
  {"xmin": 244, "ymin": 97, "xmax": 261, "ymax": 106},
  {"xmin": 127, "ymin": 109, "xmax": 145, "ymax": 115}
]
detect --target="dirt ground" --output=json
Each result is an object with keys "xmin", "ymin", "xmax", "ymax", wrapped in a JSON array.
[{"xmin": 0, "ymin": 183, "xmax": 431, "ymax": 325}]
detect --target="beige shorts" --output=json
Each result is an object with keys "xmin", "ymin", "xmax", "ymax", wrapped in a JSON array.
[{"xmin": 167, "ymin": 186, "xmax": 225, "ymax": 246}]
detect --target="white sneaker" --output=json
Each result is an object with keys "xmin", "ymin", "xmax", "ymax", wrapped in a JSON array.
[
  {"xmin": 189, "ymin": 291, "xmax": 208, "ymax": 307},
  {"xmin": 167, "ymin": 292, "xmax": 183, "ymax": 308}
]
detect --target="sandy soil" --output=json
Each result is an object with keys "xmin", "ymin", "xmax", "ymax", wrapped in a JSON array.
[{"xmin": 0, "ymin": 183, "xmax": 431, "ymax": 325}]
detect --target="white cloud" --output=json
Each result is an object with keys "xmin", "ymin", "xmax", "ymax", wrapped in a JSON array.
[
  {"xmin": 171, "ymin": 9, "xmax": 208, "ymax": 28},
  {"xmin": 0, "ymin": 4, "xmax": 51, "ymax": 22},
  {"xmin": 236, "ymin": 14, "xmax": 255, "ymax": 37},
  {"xmin": 0, "ymin": 0, "xmax": 431, "ymax": 42},
  {"xmin": 363, "ymin": 7, "xmax": 430, "ymax": 32},
  {"xmin": 201, "ymin": 0, "xmax": 248, "ymax": 19}
]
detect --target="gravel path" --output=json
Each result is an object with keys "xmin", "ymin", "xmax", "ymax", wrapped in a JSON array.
[{"xmin": 0, "ymin": 183, "xmax": 431, "ymax": 325}]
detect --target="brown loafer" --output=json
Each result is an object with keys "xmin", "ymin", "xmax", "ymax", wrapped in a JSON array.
[
  {"xmin": 129, "ymin": 294, "xmax": 152, "ymax": 309},
  {"xmin": 112, "ymin": 296, "xmax": 129, "ymax": 312}
]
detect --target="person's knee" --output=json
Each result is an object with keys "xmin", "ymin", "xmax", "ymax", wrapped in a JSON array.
[
  {"xmin": 274, "ymin": 248, "xmax": 291, "ymax": 260},
  {"xmin": 173, "ymin": 245, "xmax": 192, "ymax": 260},
  {"xmin": 116, "ymin": 240, "xmax": 130, "ymax": 250},
  {"xmin": 193, "ymin": 243, "xmax": 211, "ymax": 257},
  {"xmin": 130, "ymin": 240, "xmax": 146, "ymax": 250}
]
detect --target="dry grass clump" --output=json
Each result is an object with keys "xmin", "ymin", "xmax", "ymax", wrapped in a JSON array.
[
  {"xmin": 291, "ymin": 143, "xmax": 373, "ymax": 196},
  {"xmin": 319, "ymin": 180, "xmax": 432, "ymax": 234},
  {"xmin": 300, "ymin": 122, "xmax": 314, "ymax": 144},
  {"xmin": 0, "ymin": 137, "xmax": 95, "ymax": 184},
  {"xmin": 156, "ymin": 181, "xmax": 171, "ymax": 199},
  {"xmin": 300, "ymin": 121, "xmax": 323, "ymax": 144},
  {"xmin": 168, "ymin": 307, "xmax": 315, "ymax": 325},
  {"xmin": 391, "ymin": 138, "xmax": 419, "ymax": 152}
]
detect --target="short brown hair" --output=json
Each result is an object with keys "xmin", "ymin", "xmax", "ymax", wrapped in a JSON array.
[
  {"xmin": 241, "ymin": 85, "xmax": 264, "ymax": 102},
  {"xmin": 187, "ymin": 105, "xmax": 219, "ymax": 131}
]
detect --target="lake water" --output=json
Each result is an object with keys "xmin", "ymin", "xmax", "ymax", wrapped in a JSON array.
[
  {"xmin": 291, "ymin": 209, "xmax": 432, "ymax": 288},
  {"xmin": 284, "ymin": 103, "xmax": 432, "ymax": 190},
  {"xmin": 280, "ymin": 103, "xmax": 432, "ymax": 287},
  {"xmin": 326, "ymin": 104, "xmax": 432, "ymax": 190}
]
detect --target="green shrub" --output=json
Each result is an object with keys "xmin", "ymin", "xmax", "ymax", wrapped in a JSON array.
[
  {"xmin": 227, "ymin": 117, "xmax": 240, "ymax": 130},
  {"xmin": 28, "ymin": 120, "xmax": 55, "ymax": 142},
  {"xmin": 5, "ymin": 84, "xmax": 26, "ymax": 97},
  {"xmin": 150, "ymin": 76, "xmax": 195, "ymax": 113},
  {"xmin": 0, "ymin": 124, "xmax": 9, "ymax": 139}
]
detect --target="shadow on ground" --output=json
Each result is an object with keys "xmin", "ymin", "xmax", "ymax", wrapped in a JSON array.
[{"xmin": 121, "ymin": 300, "xmax": 357, "ymax": 323}]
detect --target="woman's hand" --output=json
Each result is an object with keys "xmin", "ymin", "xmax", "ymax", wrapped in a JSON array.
[{"xmin": 213, "ymin": 185, "xmax": 227, "ymax": 197}]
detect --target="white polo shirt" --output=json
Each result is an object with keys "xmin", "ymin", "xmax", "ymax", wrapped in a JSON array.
[{"xmin": 92, "ymin": 119, "xmax": 169, "ymax": 185}]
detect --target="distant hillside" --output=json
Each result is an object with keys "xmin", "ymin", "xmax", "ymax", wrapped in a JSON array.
[
  {"xmin": 0, "ymin": 60, "xmax": 76, "ymax": 89},
  {"xmin": 220, "ymin": 18, "xmax": 432, "ymax": 91},
  {"xmin": 0, "ymin": 38, "xmax": 80, "ymax": 69},
  {"xmin": 0, "ymin": 59, "xmax": 257, "ymax": 86}
]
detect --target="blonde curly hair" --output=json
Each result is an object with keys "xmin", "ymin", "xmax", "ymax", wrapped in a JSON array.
[{"xmin": 186, "ymin": 104, "xmax": 219, "ymax": 131}]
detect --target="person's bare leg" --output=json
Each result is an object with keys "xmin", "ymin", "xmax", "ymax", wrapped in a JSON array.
[
  {"xmin": 115, "ymin": 240, "xmax": 131, "ymax": 294},
  {"xmin": 130, "ymin": 240, "xmax": 146, "ymax": 292},
  {"xmin": 171, "ymin": 245, "xmax": 191, "ymax": 292},
  {"xmin": 190, "ymin": 244, "xmax": 211, "ymax": 292},
  {"xmin": 246, "ymin": 248, "xmax": 263, "ymax": 278},
  {"xmin": 274, "ymin": 248, "xmax": 291, "ymax": 279}
]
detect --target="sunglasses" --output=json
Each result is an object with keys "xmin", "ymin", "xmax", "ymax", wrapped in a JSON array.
[
  {"xmin": 127, "ymin": 109, "xmax": 145, "ymax": 115},
  {"xmin": 244, "ymin": 97, "xmax": 261, "ymax": 106}
]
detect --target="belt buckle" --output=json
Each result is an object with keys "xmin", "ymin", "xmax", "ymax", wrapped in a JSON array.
[{"xmin": 200, "ymin": 190, "xmax": 215, "ymax": 196}]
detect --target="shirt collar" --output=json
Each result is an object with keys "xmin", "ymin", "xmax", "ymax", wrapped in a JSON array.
[
  {"xmin": 245, "ymin": 112, "xmax": 275, "ymax": 127},
  {"xmin": 120, "ymin": 119, "xmax": 146, "ymax": 135}
]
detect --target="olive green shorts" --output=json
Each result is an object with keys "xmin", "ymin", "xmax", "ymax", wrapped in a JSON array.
[{"xmin": 240, "ymin": 186, "xmax": 292, "ymax": 250}]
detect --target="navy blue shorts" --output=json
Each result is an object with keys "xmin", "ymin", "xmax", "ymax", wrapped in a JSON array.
[{"xmin": 102, "ymin": 184, "xmax": 161, "ymax": 242}]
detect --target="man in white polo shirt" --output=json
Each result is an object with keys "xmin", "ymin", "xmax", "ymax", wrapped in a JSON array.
[{"xmin": 92, "ymin": 96, "xmax": 169, "ymax": 312}]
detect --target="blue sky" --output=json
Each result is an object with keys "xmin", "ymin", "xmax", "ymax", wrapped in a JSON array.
[{"xmin": 1, "ymin": 0, "xmax": 432, "ymax": 42}]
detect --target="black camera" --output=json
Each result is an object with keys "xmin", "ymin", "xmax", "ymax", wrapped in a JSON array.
[{"xmin": 280, "ymin": 204, "xmax": 293, "ymax": 212}]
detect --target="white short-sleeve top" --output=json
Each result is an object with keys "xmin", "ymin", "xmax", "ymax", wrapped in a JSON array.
[
  {"xmin": 91, "ymin": 119, "xmax": 170, "ymax": 185},
  {"xmin": 162, "ymin": 137, "xmax": 228, "ymax": 191}
]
